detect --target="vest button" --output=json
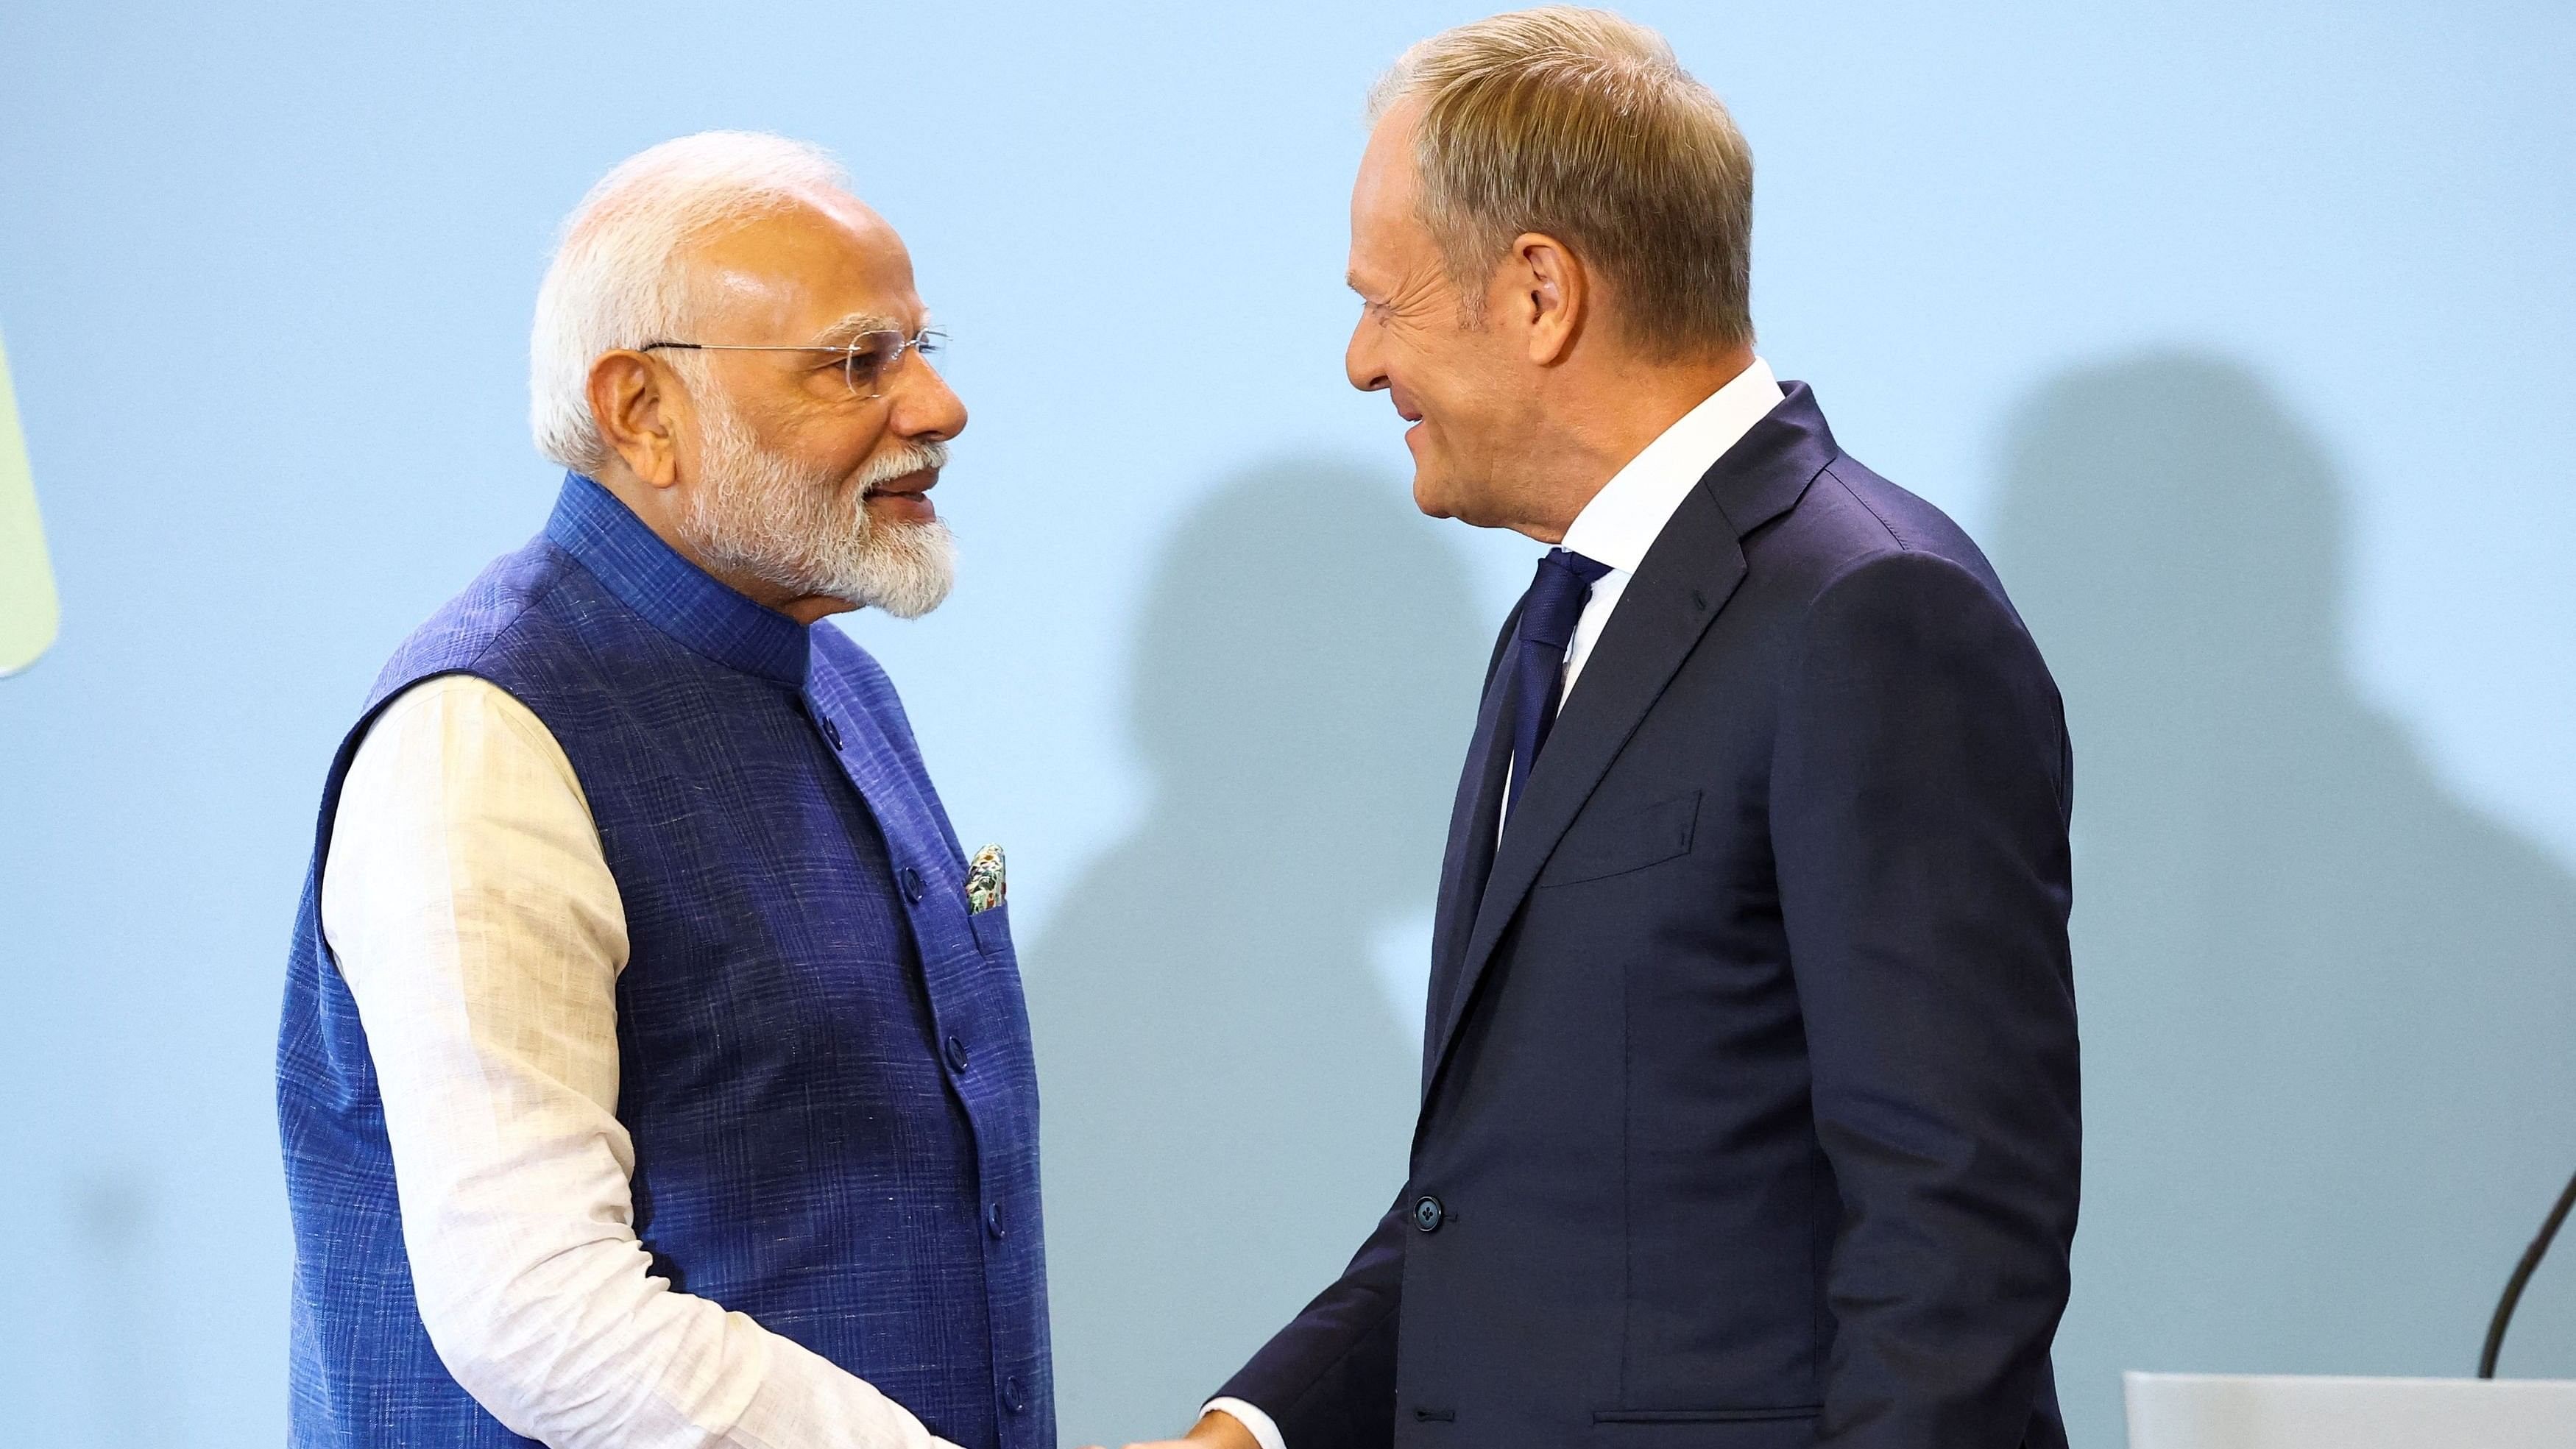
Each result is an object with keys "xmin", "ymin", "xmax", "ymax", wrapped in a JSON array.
[
  {"xmin": 1004, "ymin": 1375, "xmax": 1027, "ymax": 1414},
  {"xmin": 945, "ymin": 1034, "xmax": 970, "ymax": 1071},
  {"xmin": 986, "ymin": 1202, "xmax": 1008, "ymax": 1239},
  {"xmin": 1412, "ymin": 1194, "xmax": 1445, "ymax": 1233},
  {"xmin": 899, "ymin": 866, "xmax": 925, "ymax": 902}
]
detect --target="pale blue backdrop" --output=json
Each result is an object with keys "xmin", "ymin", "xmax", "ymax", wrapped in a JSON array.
[{"xmin": 2, "ymin": 3, "xmax": 2571, "ymax": 1445}]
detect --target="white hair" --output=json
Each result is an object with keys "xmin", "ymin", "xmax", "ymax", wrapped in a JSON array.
[
  {"xmin": 528, "ymin": 131, "xmax": 852, "ymax": 473},
  {"xmin": 684, "ymin": 407, "xmax": 957, "ymax": 619}
]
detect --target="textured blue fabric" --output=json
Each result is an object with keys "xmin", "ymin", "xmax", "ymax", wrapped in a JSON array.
[
  {"xmin": 1503, "ymin": 548, "xmax": 1609, "ymax": 815},
  {"xmin": 277, "ymin": 473, "xmax": 1051, "ymax": 1448}
]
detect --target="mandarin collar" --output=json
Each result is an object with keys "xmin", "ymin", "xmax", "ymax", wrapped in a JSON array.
[{"xmin": 543, "ymin": 472, "xmax": 810, "ymax": 688}]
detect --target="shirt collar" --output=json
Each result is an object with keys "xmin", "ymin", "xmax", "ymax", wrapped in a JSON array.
[
  {"xmin": 1559, "ymin": 355, "xmax": 1787, "ymax": 575},
  {"xmin": 543, "ymin": 472, "xmax": 812, "ymax": 688}
]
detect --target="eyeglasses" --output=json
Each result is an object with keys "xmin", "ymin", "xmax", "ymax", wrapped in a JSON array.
[{"xmin": 638, "ymin": 326, "xmax": 948, "ymax": 400}]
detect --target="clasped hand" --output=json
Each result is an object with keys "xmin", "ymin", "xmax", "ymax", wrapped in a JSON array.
[{"xmin": 1078, "ymin": 1407, "xmax": 1259, "ymax": 1449}]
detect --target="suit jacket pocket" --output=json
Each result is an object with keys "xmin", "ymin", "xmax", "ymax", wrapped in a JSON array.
[
  {"xmin": 1537, "ymin": 790, "xmax": 1701, "ymax": 887},
  {"xmin": 1588, "ymin": 1406, "xmax": 1821, "ymax": 1448},
  {"xmin": 1593, "ymin": 1408, "xmax": 1821, "ymax": 1424}
]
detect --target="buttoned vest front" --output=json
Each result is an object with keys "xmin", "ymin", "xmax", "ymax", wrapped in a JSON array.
[{"xmin": 277, "ymin": 475, "xmax": 1051, "ymax": 1448}]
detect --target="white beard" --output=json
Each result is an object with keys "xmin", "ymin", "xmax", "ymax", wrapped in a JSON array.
[{"xmin": 680, "ymin": 402, "xmax": 956, "ymax": 619}]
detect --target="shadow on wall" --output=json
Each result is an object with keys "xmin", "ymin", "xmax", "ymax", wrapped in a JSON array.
[
  {"xmin": 1027, "ymin": 457, "xmax": 1485, "ymax": 1446},
  {"xmin": 77, "ymin": 1176, "xmax": 168, "ymax": 1448},
  {"xmin": 1986, "ymin": 353, "xmax": 2576, "ymax": 1444}
]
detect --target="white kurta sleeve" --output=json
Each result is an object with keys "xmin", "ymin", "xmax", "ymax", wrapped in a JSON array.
[{"xmin": 322, "ymin": 673, "xmax": 960, "ymax": 1449}]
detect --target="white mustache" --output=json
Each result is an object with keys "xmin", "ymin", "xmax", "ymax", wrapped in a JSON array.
[{"xmin": 855, "ymin": 442, "xmax": 949, "ymax": 495}]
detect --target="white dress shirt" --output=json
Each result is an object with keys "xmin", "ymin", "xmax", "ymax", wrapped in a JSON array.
[
  {"xmin": 322, "ymin": 674, "xmax": 959, "ymax": 1449},
  {"xmin": 1552, "ymin": 355, "xmax": 1785, "ymax": 706},
  {"xmin": 1206, "ymin": 357, "xmax": 1786, "ymax": 1449}
]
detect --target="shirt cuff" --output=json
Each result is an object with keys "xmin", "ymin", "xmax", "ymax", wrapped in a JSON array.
[{"xmin": 1201, "ymin": 1397, "xmax": 1287, "ymax": 1449}]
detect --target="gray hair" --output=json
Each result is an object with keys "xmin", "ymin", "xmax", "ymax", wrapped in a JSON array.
[
  {"xmin": 1372, "ymin": 8, "xmax": 1754, "ymax": 358},
  {"xmin": 528, "ymin": 132, "xmax": 852, "ymax": 473}
]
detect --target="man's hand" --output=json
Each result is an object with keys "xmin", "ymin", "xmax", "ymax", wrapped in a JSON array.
[{"xmin": 1080, "ymin": 1408, "xmax": 1261, "ymax": 1449}]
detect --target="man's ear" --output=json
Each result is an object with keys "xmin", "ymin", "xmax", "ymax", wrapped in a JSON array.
[
  {"xmin": 1510, "ymin": 232, "xmax": 1588, "ymax": 366},
  {"xmin": 588, "ymin": 351, "xmax": 683, "ymax": 488}
]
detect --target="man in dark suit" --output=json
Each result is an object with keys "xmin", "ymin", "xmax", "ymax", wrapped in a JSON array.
[{"xmin": 1115, "ymin": 10, "xmax": 2080, "ymax": 1448}]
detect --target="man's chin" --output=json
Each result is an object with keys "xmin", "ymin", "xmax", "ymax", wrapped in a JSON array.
[
  {"xmin": 863, "ymin": 581, "xmax": 953, "ymax": 621},
  {"xmin": 829, "ymin": 522, "xmax": 957, "ymax": 620},
  {"xmin": 1410, "ymin": 481, "xmax": 1454, "ymax": 521},
  {"xmin": 1412, "ymin": 468, "xmax": 1487, "ymax": 525}
]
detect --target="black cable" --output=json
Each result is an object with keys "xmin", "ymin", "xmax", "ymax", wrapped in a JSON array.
[{"xmin": 2479, "ymin": 1164, "xmax": 2576, "ymax": 1378}]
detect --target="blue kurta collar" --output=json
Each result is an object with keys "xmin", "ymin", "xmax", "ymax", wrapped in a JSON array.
[{"xmin": 544, "ymin": 472, "xmax": 810, "ymax": 688}]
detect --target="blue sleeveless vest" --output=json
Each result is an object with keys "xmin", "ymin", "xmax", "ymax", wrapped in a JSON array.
[{"xmin": 277, "ymin": 475, "xmax": 1050, "ymax": 1448}]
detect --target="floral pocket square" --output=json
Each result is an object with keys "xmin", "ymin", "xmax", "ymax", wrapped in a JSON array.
[{"xmin": 966, "ymin": 844, "xmax": 1008, "ymax": 915}]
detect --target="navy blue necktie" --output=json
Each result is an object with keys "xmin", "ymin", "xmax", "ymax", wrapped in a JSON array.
[{"xmin": 1505, "ymin": 547, "xmax": 1611, "ymax": 815}]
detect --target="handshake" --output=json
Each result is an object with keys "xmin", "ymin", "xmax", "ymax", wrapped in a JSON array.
[
  {"xmin": 1078, "ymin": 1407, "xmax": 1261, "ymax": 1449},
  {"xmin": 272, "ymin": 6, "xmax": 2084, "ymax": 1448}
]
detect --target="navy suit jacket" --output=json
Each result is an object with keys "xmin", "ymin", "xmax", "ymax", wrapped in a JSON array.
[{"xmin": 1218, "ymin": 386, "xmax": 2080, "ymax": 1448}]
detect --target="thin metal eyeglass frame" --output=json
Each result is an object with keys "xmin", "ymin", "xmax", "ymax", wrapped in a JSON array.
[{"xmin": 637, "ymin": 327, "xmax": 947, "ymax": 400}]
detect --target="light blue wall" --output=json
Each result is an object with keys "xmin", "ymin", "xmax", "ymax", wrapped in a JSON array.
[{"xmin": 2, "ymin": 3, "xmax": 2570, "ymax": 1445}]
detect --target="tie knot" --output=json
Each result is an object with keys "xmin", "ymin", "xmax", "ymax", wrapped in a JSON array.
[{"xmin": 1518, "ymin": 548, "xmax": 1609, "ymax": 651}]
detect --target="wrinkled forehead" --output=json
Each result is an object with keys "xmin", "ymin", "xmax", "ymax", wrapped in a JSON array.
[
  {"xmin": 682, "ymin": 192, "xmax": 923, "ymax": 341},
  {"xmin": 1349, "ymin": 102, "xmax": 1436, "ymax": 284}
]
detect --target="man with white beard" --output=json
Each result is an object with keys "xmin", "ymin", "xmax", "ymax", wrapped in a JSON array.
[{"xmin": 275, "ymin": 132, "xmax": 1052, "ymax": 1449}]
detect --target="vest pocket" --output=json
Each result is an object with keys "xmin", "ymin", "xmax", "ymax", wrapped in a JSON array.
[{"xmin": 969, "ymin": 901, "xmax": 1015, "ymax": 959}]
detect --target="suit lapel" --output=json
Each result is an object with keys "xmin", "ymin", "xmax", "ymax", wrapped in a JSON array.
[{"xmin": 1418, "ymin": 383, "xmax": 1841, "ymax": 1100}]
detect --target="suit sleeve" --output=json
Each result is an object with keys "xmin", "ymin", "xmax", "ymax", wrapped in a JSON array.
[
  {"xmin": 1770, "ymin": 548, "xmax": 2081, "ymax": 1448},
  {"xmin": 1213, "ymin": 1194, "xmax": 1409, "ymax": 1449}
]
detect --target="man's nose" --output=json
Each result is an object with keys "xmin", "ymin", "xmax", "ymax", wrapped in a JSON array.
[
  {"xmin": 1346, "ymin": 316, "xmax": 1390, "ymax": 394},
  {"xmin": 891, "ymin": 355, "xmax": 968, "ymax": 442}
]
